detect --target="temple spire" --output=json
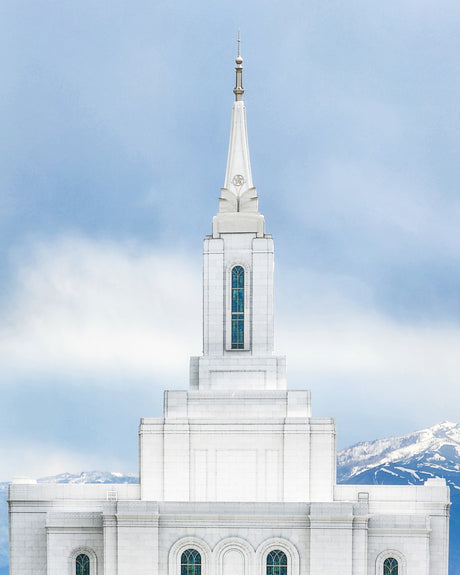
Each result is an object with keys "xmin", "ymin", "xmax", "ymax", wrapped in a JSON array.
[
  {"xmin": 233, "ymin": 31, "xmax": 244, "ymax": 101},
  {"xmin": 221, "ymin": 34, "xmax": 254, "ymax": 208},
  {"xmin": 213, "ymin": 36, "xmax": 264, "ymax": 237}
]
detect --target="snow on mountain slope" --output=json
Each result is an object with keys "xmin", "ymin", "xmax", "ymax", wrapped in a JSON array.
[
  {"xmin": 37, "ymin": 470, "xmax": 138, "ymax": 484},
  {"xmin": 338, "ymin": 421, "xmax": 460, "ymax": 483}
]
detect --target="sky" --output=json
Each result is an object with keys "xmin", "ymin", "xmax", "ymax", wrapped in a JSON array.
[{"xmin": 0, "ymin": 0, "xmax": 459, "ymax": 482}]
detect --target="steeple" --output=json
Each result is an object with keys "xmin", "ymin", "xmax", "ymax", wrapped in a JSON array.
[
  {"xmin": 189, "ymin": 40, "xmax": 286, "ymax": 393},
  {"xmin": 213, "ymin": 35, "xmax": 264, "ymax": 237}
]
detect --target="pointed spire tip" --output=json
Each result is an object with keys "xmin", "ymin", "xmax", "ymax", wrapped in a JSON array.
[
  {"xmin": 233, "ymin": 31, "xmax": 244, "ymax": 101},
  {"xmin": 236, "ymin": 30, "xmax": 243, "ymax": 65}
]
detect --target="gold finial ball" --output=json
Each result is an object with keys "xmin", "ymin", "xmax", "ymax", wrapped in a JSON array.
[{"xmin": 235, "ymin": 55, "xmax": 243, "ymax": 65}]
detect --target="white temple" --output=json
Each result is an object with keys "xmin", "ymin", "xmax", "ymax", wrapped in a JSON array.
[{"xmin": 9, "ymin": 41, "xmax": 450, "ymax": 575}]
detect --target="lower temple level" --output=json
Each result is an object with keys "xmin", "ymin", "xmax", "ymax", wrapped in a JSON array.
[{"xmin": 9, "ymin": 479, "xmax": 449, "ymax": 575}]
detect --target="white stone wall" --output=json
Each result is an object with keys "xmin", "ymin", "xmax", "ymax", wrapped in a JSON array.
[
  {"xmin": 335, "ymin": 482, "xmax": 450, "ymax": 575},
  {"xmin": 139, "ymin": 390, "xmax": 334, "ymax": 503},
  {"xmin": 47, "ymin": 512, "xmax": 104, "ymax": 575},
  {"xmin": 8, "ymin": 484, "xmax": 140, "ymax": 575},
  {"xmin": 8, "ymin": 488, "xmax": 450, "ymax": 575},
  {"xmin": 203, "ymin": 236, "xmax": 224, "ymax": 357},
  {"xmin": 199, "ymin": 232, "xmax": 286, "ymax": 392},
  {"xmin": 9, "ymin": 505, "xmax": 47, "ymax": 575}
]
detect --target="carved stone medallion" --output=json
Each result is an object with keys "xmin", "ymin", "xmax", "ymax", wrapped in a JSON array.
[{"xmin": 232, "ymin": 174, "xmax": 245, "ymax": 187}]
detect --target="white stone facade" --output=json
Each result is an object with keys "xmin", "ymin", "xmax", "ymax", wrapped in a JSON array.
[
  {"xmin": 9, "ymin": 53, "xmax": 450, "ymax": 575},
  {"xmin": 8, "ymin": 482, "xmax": 450, "ymax": 575}
]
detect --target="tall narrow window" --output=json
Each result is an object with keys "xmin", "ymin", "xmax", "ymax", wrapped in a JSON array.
[
  {"xmin": 181, "ymin": 549, "xmax": 201, "ymax": 575},
  {"xmin": 267, "ymin": 550, "xmax": 287, "ymax": 575},
  {"xmin": 76, "ymin": 554, "xmax": 90, "ymax": 575},
  {"xmin": 383, "ymin": 558, "xmax": 398, "ymax": 575},
  {"xmin": 231, "ymin": 266, "xmax": 244, "ymax": 349}
]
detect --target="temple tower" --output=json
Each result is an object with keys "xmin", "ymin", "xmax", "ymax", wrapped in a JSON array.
[
  {"xmin": 190, "ymin": 35, "xmax": 286, "ymax": 391},
  {"xmin": 139, "ymin": 42, "xmax": 336, "ymax": 503}
]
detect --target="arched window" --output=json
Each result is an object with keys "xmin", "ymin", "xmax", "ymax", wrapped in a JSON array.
[
  {"xmin": 181, "ymin": 549, "xmax": 201, "ymax": 575},
  {"xmin": 384, "ymin": 558, "xmax": 398, "ymax": 575},
  {"xmin": 267, "ymin": 550, "xmax": 287, "ymax": 575},
  {"xmin": 76, "ymin": 553, "xmax": 90, "ymax": 575},
  {"xmin": 231, "ymin": 266, "xmax": 244, "ymax": 349}
]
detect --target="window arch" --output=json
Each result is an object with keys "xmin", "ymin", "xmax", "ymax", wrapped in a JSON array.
[
  {"xmin": 181, "ymin": 549, "xmax": 201, "ymax": 575},
  {"xmin": 266, "ymin": 550, "xmax": 287, "ymax": 575},
  {"xmin": 384, "ymin": 558, "xmax": 398, "ymax": 575},
  {"xmin": 214, "ymin": 537, "xmax": 253, "ymax": 575},
  {"xmin": 69, "ymin": 547, "xmax": 97, "ymax": 575},
  {"xmin": 256, "ymin": 539, "xmax": 299, "ymax": 575},
  {"xmin": 231, "ymin": 266, "xmax": 244, "ymax": 349},
  {"xmin": 375, "ymin": 550, "xmax": 405, "ymax": 575},
  {"xmin": 168, "ymin": 537, "xmax": 211, "ymax": 575},
  {"xmin": 76, "ymin": 554, "xmax": 90, "ymax": 575}
]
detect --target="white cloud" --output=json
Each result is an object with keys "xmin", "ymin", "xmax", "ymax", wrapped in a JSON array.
[
  {"xmin": 277, "ymin": 267, "xmax": 460, "ymax": 437},
  {"xmin": 277, "ymin": 267, "xmax": 460, "ymax": 383},
  {"xmin": 0, "ymin": 235, "xmax": 458, "ymax": 450},
  {"xmin": 280, "ymin": 308, "xmax": 460, "ymax": 385},
  {"xmin": 2, "ymin": 235, "xmax": 459, "ymax": 394},
  {"xmin": 0, "ymin": 235, "xmax": 201, "ymax": 386}
]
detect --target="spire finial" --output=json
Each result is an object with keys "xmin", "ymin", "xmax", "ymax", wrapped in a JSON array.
[{"xmin": 233, "ymin": 31, "xmax": 244, "ymax": 101}]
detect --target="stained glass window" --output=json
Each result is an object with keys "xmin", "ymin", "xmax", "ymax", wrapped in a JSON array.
[
  {"xmin": 267, "ymin": 550, "xmax": 287, "ymax": 575},
  {"xmin": 181, "ymin": 549, "xmax": 201, "ymax": 575},
  {"xmin": 76, "ymin": 554, "xmax": 90, "ymax": 575},
  {"xmin": 231, "ymin": 266, "xmax": 244, "ymax": 349},
  {"xmin": 384, "ymin": 557, "xmax": 398, "ymax": 575}
]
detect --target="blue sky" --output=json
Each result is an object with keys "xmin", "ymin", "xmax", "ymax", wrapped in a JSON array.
[{"xmin": 0, "ymin": 0, "xmax": 459, "ymax": 481}]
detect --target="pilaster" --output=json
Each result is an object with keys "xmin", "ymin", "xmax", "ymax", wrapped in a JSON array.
[
  {"xmin": 116, "ymin": 502, "xmax": 159, "ymax": 575},
  {"xmin": 103, "ymin": 509, "xmax": 118, "ymax": 575}
]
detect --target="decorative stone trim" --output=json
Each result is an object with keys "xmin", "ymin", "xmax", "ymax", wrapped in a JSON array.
[
  {"xmin": 213, "ymin": 537, "xmax": 255, "ymax": 575},
  {"xmin": 168, "ymin": 537, "xmax": 212, "ymax": 575},
  {"xmin": 68, "ymin": 546, "xmax": 97, "ymax": 575},
  {"xmin": 375, "ymin": 549, "xmax": 406, "ymax": 575},
  {"xmin": 255, "ymin": 537, "xmax": 300, "ymax": 575}
]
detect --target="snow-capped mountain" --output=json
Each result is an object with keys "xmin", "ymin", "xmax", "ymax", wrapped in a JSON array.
[
  {"xmin": 36, "ymin": 470, "xmax": 139, "ymax": 485},
  {"xmin": 337, "ymin": 421, "xmax": 460, "ymax": 575},
  {"xmin": 1, "ymin": 423, "xmax": 459, "ymax": 575},
  {"xmin": 338, "ymin": 421, "xmax": 460, "ymax": 486}
]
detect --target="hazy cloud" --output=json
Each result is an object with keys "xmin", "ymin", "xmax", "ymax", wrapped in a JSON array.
[
  {"xmin": 1, "ymin": 235, "xmax": 459, "ymax": 468},
  {"xmin": 0, "ymin": 236, "xmax": 201, "ymax": 384}
]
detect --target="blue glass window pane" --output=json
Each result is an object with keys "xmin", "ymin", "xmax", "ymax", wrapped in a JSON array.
[
  {"xmin": 232, "ymin": 266, "xmax": 244, "ymax": 288},
  {"xmin": 236, "ymin": 319, "xmax": 243, "ymax": 341},
  {"xmin": 383, "ymin": 558, "xmax": 398, "ymax": 575},
  {"xmin": 267, "ymin": 551, "xmax": 287, "ymax": 575},
  {"xmin": 235, "ymin": 289, "xmax": 244, "ymax": 312},
  {"xmin": 76, "ymin": 554, "xmax": 90, "ymax": 575},
  {"xmin": 181, "ymin": 549, "xmax": 201, "ymax": 575},
  {"xmin": 231, "ymin": 266, "xmax": 244, "ymax": 349}
]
